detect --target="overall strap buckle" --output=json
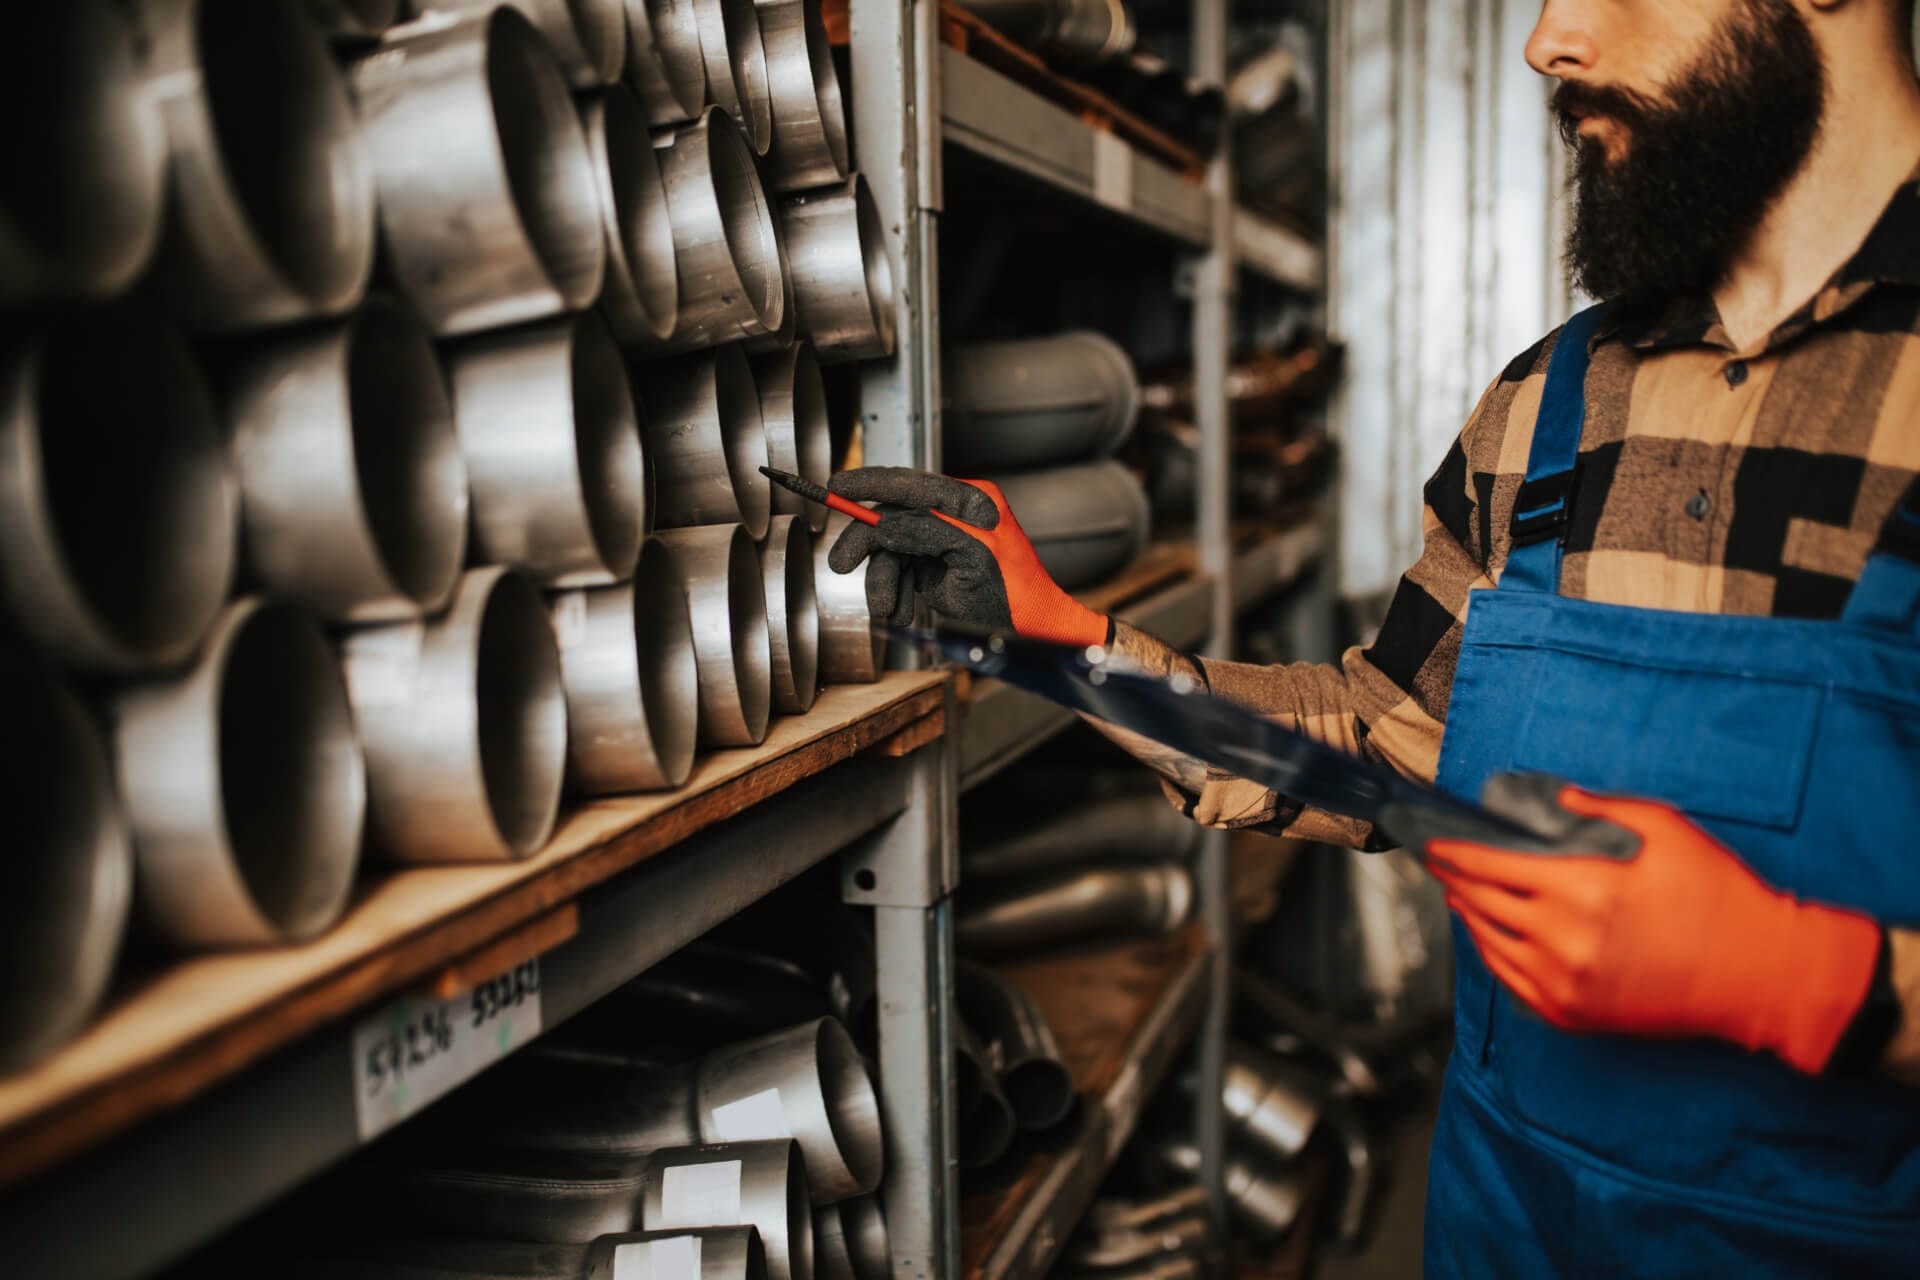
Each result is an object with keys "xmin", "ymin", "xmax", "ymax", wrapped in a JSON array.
[{"xmin": 1500, "ymin": 304, "xmax": 1611, "ymax": 594}]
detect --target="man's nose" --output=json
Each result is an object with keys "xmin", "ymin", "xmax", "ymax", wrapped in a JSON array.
[{"xmin": 1526, "ymin": 0, "xmax": 1600, "ymax": 78}]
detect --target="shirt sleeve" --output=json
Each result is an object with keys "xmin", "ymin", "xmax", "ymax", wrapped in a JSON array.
[{"xmin": 1158, "ymin": 344, "xmax": 1546, "ymax": 845}]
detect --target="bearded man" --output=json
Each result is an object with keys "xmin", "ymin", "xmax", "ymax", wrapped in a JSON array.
[{"xmin": 829, "ymin": 0, "xmax": 1920, "ymax": 1273}]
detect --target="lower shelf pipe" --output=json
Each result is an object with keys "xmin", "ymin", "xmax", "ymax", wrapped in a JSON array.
[
  {"xmin": 548, "ymin": 537, "xmax": 700, "ymax": 794},
  {"xmin": 813, "ymin": 1194, "xmax": 887, "ymax": 1280},
  {"xmin": 582, "ymin": 85, "xmax": 679, "ymax": 345},
  {"xmin": 219, "ymin": 297, "xmax": 468, "ymax": 622},
  {"xmin": 623, "ymin": 0, "xmax": 707, "ymax": 126},
  {"xmin": 450, "ymin": 311, "xmax": 647, "ymax": 587},
  {"xmin": 641, "ymin": 1142, "xmax": 811, "ymax": 1280},
  {"xmin": 351, "ymin": 1153, "xmax": 651, "ymax": 1243},
  {"xmin": 973, "ymin": 460, "xmax": 1150, "ymax": 591},
  {"xmin": 963, "ymin": 793, "xmax": 1203, "ymax": 883},
  {"xmin": 751, "ymin": 345, "xmax": 833, "ymax": 533},
  {"xmin": 339, "ymin": 567, "xmax": 568, "ymax": 862},
  {"xmin": 0, "ymin": 668, "xmax": 131, "ymax": 1072},
  {"xmin": 812, "ymin": 511, "xmax": 886, "ymax": 683},
  {"xmin": 640, "ymin": 345, "xmax": 774, "ymax": 538},
  {"xmin": 955, "ymin": 960, "xmax": 1076, "ymax": 1132},
  {"xmin": 656, "ymin": 524, "xmax": 773, "ymax": 747},
  {"xmin": 956, "ymin": 863, "xmax": 1194, "ymax": 959},
  {"xmin": 782, "ymin": 177, "xmax": 896, "ymax": 364},
  {"xmin": 286, "ymin": 1226, "xmax": 763, "ymax": 1280},
  {"xmin": 432, "ymin": 0, "xmax": 629, "ymax": 88},
  {"xmin": 111, "ymin": 597, "xmax": 365, "ymax": 949},
  {"xmin": 944, "ymin": 331, "xmax": 1141, "ymax": 472},
  {"xmin": 761, "ymin": 515, "xmax": 821, "ymax": 715},
  {"xmin": 605, "ymin": 940, "xmax": 834, "ymax": 1040}
]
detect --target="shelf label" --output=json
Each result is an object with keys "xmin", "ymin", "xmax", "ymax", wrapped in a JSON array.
[
  {"xmin": 661, "ymin": 1158, "xmax": 743, "ymax": 1224},
  {"xmin": 349, "ymin": 958, "xmax": 542, "ymax": 1140},
  {"xmin": 1105, "ymin": 1059, "xmax": 1144, "ymax": 1162},
  {"xmin": 708, "ymin": 1087, "xmax": 787, "ymax": 1142},
  {"xmin": 1093, "ymin": 132, "xmax": 1133, "ymax": 212},
  {"xmin": 614, "ymin": 1235, "xmax": 703, "ymax": 1280}
]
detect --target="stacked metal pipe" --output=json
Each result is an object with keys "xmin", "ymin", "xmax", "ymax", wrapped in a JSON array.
[{"xmin": 0, "ymin": 0, "xmax": 897, "ymax": 1074}]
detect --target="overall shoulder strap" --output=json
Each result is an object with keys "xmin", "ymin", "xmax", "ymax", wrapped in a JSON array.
[
  {"xmin": 1501, "ymin": 303, "xmax": 1611, "ymax": 594},
  {"xmin": 1840, "ymin": 473, "xmax": 1920, "ymax": 636}
]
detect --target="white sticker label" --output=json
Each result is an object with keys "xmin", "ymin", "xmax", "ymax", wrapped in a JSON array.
[
  {"xmin": 349, "ymin": 959, "xmax": 542, "ymax": 1140},
  {"xmin": 660, "ymin": 1159, "xmax": 743, "ymax": 1225},
  {"xmin": 341, "ymin": 624, "xmax": 423, "ymax": 710},
  {"xmin": 614, "ymin": 1236, "xmax": 704, "ymax": 1280},
  {"xmin": 1093, "ymin": 132, "xmax": 1133, "ymax": 212},
  {"xmin": 707, "ymin": 1087, "xmax": 788, "ymax": 1142},
  {"xmin": 1106, "ymin": 1059, "xmax": 1144, "ymax": 1162},
  {"xmin": 551, "ymin": 592, "xmax": 588, "ymax": 648}
]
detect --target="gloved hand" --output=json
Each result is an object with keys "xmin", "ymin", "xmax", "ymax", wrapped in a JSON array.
[
  {"xmin": 1419, "ymin": 774, "xmax": 1884, "ymax": 1075},
  {"xmin": 825, "ymin": 467, "xmax": 1111, "ymax": 648}
]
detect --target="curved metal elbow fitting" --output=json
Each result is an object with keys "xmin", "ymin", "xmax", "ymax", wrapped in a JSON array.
[
  {"xmin": 760, "ymin": 515, "xmax": 821, "ymax": 715},
  {"xmin": 641, "ymin": 1141, "xmax": 812, "ymax": 1280},
  {"xmin": 956, "ymin": 863, "xmax": 1193, "ymax": 958},
  {"xmin": 955, "ymin": 960, "xmax": 1076, "ymax": 1132},
  {"xmin": 656, "ymin": 524, "xmax": 774, "ymax": 747}
]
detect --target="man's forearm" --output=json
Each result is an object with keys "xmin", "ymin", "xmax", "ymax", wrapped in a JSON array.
[
  {"xmin": 1882, "ymin": 928, "xmax": 1920, "ymax": 1084},
  {"xmin": 1076, "ymin": 621, "xmax": 1213, "ymax": 794}
]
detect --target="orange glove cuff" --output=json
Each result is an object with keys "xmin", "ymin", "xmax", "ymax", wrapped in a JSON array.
[
  {"xmin": 1758, "ymin": 898, "xmax": 1883, "ymax": 1075},
  {"xmin": 941, "ymin": 481, "xmax": 1111, "ymax": 648}
]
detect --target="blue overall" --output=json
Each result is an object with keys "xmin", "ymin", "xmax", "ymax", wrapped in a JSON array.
[{"xmin": 1422, "ymin": 305, "xmax": 1920, "ymax": 1278}]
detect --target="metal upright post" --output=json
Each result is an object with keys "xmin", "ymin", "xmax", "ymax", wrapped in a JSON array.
[{"xmin": 1190, "ymin": 0, "xmax": 1236, "ymax": 1255}]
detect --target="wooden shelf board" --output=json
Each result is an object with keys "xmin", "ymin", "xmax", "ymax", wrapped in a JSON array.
[{"xmin": 0, "ymin": 671, "xmax": 948, "ymax": 1186}]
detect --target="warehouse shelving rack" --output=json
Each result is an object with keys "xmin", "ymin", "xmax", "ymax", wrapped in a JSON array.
[{"xmin": 0, "ymin": 4, "xmax": 1326, "ymax": 1277}]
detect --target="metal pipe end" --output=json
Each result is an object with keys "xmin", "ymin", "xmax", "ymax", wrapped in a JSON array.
[
  {"xmin": 0, "ymin": 302, "xmax": 237, "ymax": 673},
  {"xmin": 623, "ymin": 0, "xmax": 707, "ymax": 125},
  {"xmin": 760, "ymin": 0, "xmax": 850, "ymax": 192},
  {"xmin": 715, "ymin": 345, "xmax": 774, "ymax": 538},
  {"xmin": 959, "ymin": 1084, "xmax": 1017, "ymax": 1169},
  {"xmin": 222, "ymin": 297, "xmax": 468, "ymax": 623},
  {"xmin": 657, "ymin": 524, "xmax": 771, "ymax": 747},
  {"xmin": 760, "ymin": 516, "xmax": 820, "ymax": 715},
  {"xmin": 585, "ymin": 85, "xmax": 680, "ymax": 344},
  {"xmin": 840, "ymin": 1194, "xmax": 888, "ymax": 1280},
  {"xmin": 116, "ymin": 598, "xmax": 367, "ymax": 947},
  {"xmin": 0, "ymin": 668, "xmax": 131, "ymax": 1072},
  {"xmin": 695, "ymin": 0, "xmax": 773, "ymax": 154},
  {"xmin": 0, "ymin": 1, "xmax": 167, "ymax": 303},
  {"xmin": 750, "ymin": 345, "xmax": 832, "ymax": 532},
  {"xmin": 472, "ymin": 570, "xmax": 571, "ymax": 857},
  {"xmin": 1004, "ymin": 1057, "xmax": 1077, "ymax": 1132},
  {"xmin": 156, "ymin": 0, "xmax": 377, "ymax": 329},
  {"xmin": 810, "ymin": 511, "xmax": 885, "ymax": 684},
  {"xmin": 550, "ymin": 538, "xmax": 700, "ymax": 794},
  {"xmin": 643, "ymin": 1142, "xmax": 811, "ymax": 1280},
  {"xmin": 784, "ymin": 176, "xmax": 896, "ymax": 364},
  {"xmin": 812, "ymin": 1016, "xmax": 884, "ymax": 1198},
  {"xmin": 652, "ymin": 109, "xmax": 785, "ymax": 347}
]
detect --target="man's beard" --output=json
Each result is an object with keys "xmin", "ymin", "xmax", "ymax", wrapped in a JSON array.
[{"xmin": 1558, "ymin": 0, "xmax": 1826, "ymax": 306}]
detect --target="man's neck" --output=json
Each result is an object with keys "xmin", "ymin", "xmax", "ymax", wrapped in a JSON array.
[{"xmin": 1713, "ymin": 53, "xmax": 1920, "ymax": 351}]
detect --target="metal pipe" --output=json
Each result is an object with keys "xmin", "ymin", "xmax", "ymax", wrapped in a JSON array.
[
  {"xmin": 110, "ymin": 598, "xmax": 366, "ymax": 947},
  {"xmin": 1066, "ymin": 1211, "xmax": 1207, "ymax": 1269},
  {"xmin": 615, "ymin": 941, "xmax": 833, "ymax": 1038},
  {"xmin": 1155, "ymin": 1141, "xmax": 1308, "ymax": 1243},
  {"xmin": 693, "ymin": 0, "xmax": 774, "ymax": 155},
  {"xmin": 351, "ymin": 9, "xmax": 606, "ymax": 335},
  {"xmin": 0, "ymin": 303, "xmax": 236, "ymax": 673},
  {"xmin": 655, "ymin": 525, "xmax": 772, "ymax": 747},
  {"xmin": 954, "ymin": 960, "xmax": 1075, "ymax": 1132},
  {"xmin": 759, "ymin": 515, "xmax": 820, "ymax": 716},
  {"xmin": 548, "ymin": 539, "xmax": 700, "ymax": 794},
  {"xmin": 955, "ymin": 864, "xmax": 1194, "ymax": 958},
  {"xmin": 811, "ymin": 511, "xmax": 885, "ymax": 684},
  {"xmin": 430, "ymin": 0, "xmax": 628, "ymax": 87},
  {"xmin": 449, "ymin": 312, "xmax": 646, "ymax": 587},
  {"xmin": 285, "ymin": 1226, "xmax": 764, "ymax": 1280},
  {"xmin": 695, "ymin": 1017, "xmax": 883, "ymax": 1203},
  {"xmin": 0, "ymin": 668, "xmax": 131, "ymax": 1073},
  {"xmin": 584, "ymin": 87, "xmax": 680, "ymax": 346},
  {"xmin": 340, "ymin": 567, "xmax": 568, "ymax": 862},
  {"xmin": 623, "ymin": 0, "xmax": 707, "ymax": 126},
  {"xmin": 0, "ymin": 2, "xmax": 167, "ymax": 303},
  {"xmin": 756, "ymin": 0, "xmax": 849, "ymax": 192},
  {"xmin": 838, "ymin": 1193, "xmax": 889, "ymax": 1280},
  {"xmin": 640, "ymin": 345, "xmax": 773, "ymax": 538},
  {"xmin": 749, "ymin": 346, "xmax": 832, "ymax": 533},
  {"xmin": 782, "ymin": 177, "xmax": 896, "ymax": 364},
  {"xmin": 1221, "ymin": 1044, "xmax": 1321, "ymax": 1166},
  {"xmin": 944, "ymin": 332, "xmax": 1141, "ymax": 471},
  {"xmin": 641, "ymin": 1141, "xmax": 813, "ymax": 1280},
  {"xmin": 586, "ymin": 1228, "xmax": 767, "ymax": 1280},
  {"xmin": 974, "ymin": 460, "xmax": 1150, "ymax": 590},
  {"xmin": 961, "ymin": 0, "xmax": 1134, "ymax": 65},
  {"xmin": 303, "ymin": 0, "xmax": 402, "ymax": 39},
  {"xmin": 219, "ymin": 297, "xmax": 468, "ymax": 623},
  {"xmin": 958, "ymin": 1075, "xmax": 1017, "ymax": 1170},
  {"xmin": 964, "ymin": 794, "xmax": 1203, "ymax": 883},
  {"xmin": 141, "ymin": 0, "xmax": 376, "ymax": 330},
  {"xmin": 353, "ymin": 1153, "xmax": 653, "ymax": 1243},
  {"xmin": 1087, "ymin": 1187, "xmax": 1210, "ymax": 1234},
  {"xmin": 652, "ymin": 110, "xmax": 785, "ymax": 349}
]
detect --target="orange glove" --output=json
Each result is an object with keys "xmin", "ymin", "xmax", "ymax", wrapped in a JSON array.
[{"xmin": 1421, "ymin": 775, "xmax": 1884, "ymax": 1075}]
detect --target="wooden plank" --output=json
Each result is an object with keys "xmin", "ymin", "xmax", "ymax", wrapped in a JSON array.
[
  {"xmin": 0, "ymin": 672, "xmax": 949, "ymax": 1185},
  {"xmin": 1079, "ymin": 541, "xmax": 1196, "ymax": 617}
]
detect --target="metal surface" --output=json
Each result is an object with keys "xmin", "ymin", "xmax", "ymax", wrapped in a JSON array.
[
  {"xmin": 653, "ymin": 110, "xmax": 786, "ymax": 348},
  {"xmin": 0, "ymin": 2, "xmax": 167, "ymax": 302},
  {"xmin": 641, "ymin": 1141, "xmax": 813, "ymax": 1280},
  {"xmin": 750, "ymin": 346, "xmax": 832, "ymax": 533},
  {"xmin": 958, "ymin": 1075, "xmax": 1016, "ymax": 1169},
  {"xmin": 141, "ymin": 0, "xmax": 375, "ymax": 330},
  {"xmin": 351, "ymin": 9, "xmax": 606, "ymax": 335},
  {"xmin": 110, "ymin": 598, "xmax": 366, "ymax": 948},
  {"xmin": 954, "ymin": 961, "xmax": 1074, "ymax": 1132},
  {"xmin": 756, "ymin": 0, "xmax": 850, "ymax": 192},
  {"xmin": 623, "ymin": 0, "xmax": 707, "ymax": 125},
  {"xmin": 782, "ymin": 177, "xmax": 897, "ymax": 364},
  {"xmin": 0, "ymin": 303, "xmax": 237, "ymax": 673},
  {"xmin": 975, "ymin": 461, "xmax": 1150, "ymax": 591},
  {"xmin": 583, "ymin": 87, "xmax": 680, "ymax": 345},
  {"xmin": 656, "ymin": 524, "xmax": 773, "ymax": 747},
  {"xmin": 812, "ymin": 511, "xmax": 886, "ymax": 684},
  {"xmin": 549, "ymin": 539, "xmax": 700, "ymax": 794},
  {"xmin": 955, "ymin": 864, "xmax": 1193, "ymax": 958},
  {"xmin": 944, "ymin": 332, "xmax": 1141, "ymax": 471},
  {"xmin": 284, "ymin": 1226, "xmax": 763, "ymax": 1280},
  {"xmin": 220, "ymin": 297, "xmax": 468, "ymax": 622},
  {"xmin": 640, "ymin": 345, "xmax": 773, "ymax": 537},
  {"xmin": 1155, "ymin": 1141, "xmax": 1307, "ymax": 1243},
  {"xmin": 759, "ymin": 515, "xmax": 820, "ymax": 715},
  {"xmin": 0, "ymin": 669, "xmax": 131, "ymax": 1073},
  {"xmin": 694, "ymin": 0, "xmax": 774, "ymax": 155},
  {"xmin": 1221, "ymin": 1045, "xmax": 1321, "ymax": 1165},
  {"xmin": 356, "ymin": 1154, "xmax": 652, "ymax": 1242},
  {"xmin": 960, "ymin": 0, "xmax": 1132, "ymax": 65},
  {"xmin": 431, "ymin": 0, "xmax": 628, "ymax": 86},
  {"xmin": 697, "ymin": 1017, "xmax": 883, "ymax": 1203},
  {"xmin": 449, "ymin": 312, "xmax": 646, "ymax": 587},
  {"xmin": 339, "ymin": 566, "xmax": 567, "ymax": 863},
  {"xmin": 839, "ymin": 1193, "xmax": 890, "ymax": 1280},
  {"xmin": 964, "ymin": 794, "xmax": 1202, "ymax": 882}
]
